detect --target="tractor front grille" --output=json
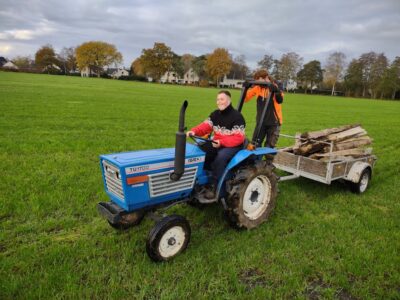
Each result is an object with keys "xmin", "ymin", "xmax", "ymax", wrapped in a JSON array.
[
  {"xmin": 148, "ymin": 167, "xmax": 197, "ymax": 197},
  {"xmin": 102, "ymin": 160, "xmax": 124, "ymax": 200}
]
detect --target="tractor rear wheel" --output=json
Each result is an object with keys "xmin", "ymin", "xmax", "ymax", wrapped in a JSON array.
[
  {"xmin": 225, "ymin": 161, "xmax": 277, "ymax": 229},
  {"xmin": 107, "ymin": 210, "xmax": 145, "ymax": 230},
  {"xmin": 146, "ymin": 215, "xmax": 191, "ymax": 262}
]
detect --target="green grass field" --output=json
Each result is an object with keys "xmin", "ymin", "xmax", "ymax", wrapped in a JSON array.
[{"xmin": 1, "ymin": 72, "xmax": 399, "ymax": 299}]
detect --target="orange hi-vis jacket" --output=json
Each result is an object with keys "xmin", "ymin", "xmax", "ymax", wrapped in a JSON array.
[{"xmin": 245, "ymin": 85, "xmax": 283, "ymax": 125}]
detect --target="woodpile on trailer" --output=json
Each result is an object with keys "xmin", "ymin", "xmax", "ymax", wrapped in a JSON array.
[{"xmin": 280, "ymin": 124, "xmax": 373, "ymax": 162}]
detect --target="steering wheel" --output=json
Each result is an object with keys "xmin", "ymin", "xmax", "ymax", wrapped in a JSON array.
[{"xmin": 188, "ymin": 134, "xmax": 217, "ymax": 146}]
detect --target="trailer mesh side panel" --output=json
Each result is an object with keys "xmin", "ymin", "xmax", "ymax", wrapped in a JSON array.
[
  {"xmin": 149, "ymin": 167, "xmax": 197, "ymax": 197},
  {"xmin": 102, "ymin": 161, "xmax": 124, "ymax": 200}
]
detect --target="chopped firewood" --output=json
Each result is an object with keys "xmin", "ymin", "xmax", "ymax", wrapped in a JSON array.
[
  {"xmin": 281, "ymin": 125, "xmax": 373, "ymax": 161},
  {"xmin": 326, "ymin": 126, "xmax": 367, "ymax": 142},
  {"xmin": 323, "ymin": 137, "xmax": 372, "ymax": 152},
  {"xmin": 293, "ymin": 132, "xmax": 302, "ymax": 151},
  {"xmin": 312, "ymin": 148, "xmax": 372, "ymax": 158},
  {"xmin": 301, "ymin": 124, "xmax": 359, "ymax": 140},
  {"xmin": 295, "ymin": 141, "xmax": 326, "ymax": 155},
  {"xmin": 318, "ymin": 156, "xmax": 355, "ymax": 163}
]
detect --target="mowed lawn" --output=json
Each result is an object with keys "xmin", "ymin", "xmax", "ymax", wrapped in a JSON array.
[{"xmin": 0, "ymin": 72, "xmax": 399, "ymax": 299}]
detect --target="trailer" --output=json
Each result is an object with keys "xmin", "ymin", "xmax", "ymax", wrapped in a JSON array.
[{"xmin": 274, "ymin": 134, "xmax": 377, "ymax": 193}]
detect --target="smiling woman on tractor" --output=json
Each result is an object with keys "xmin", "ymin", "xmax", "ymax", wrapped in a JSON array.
[{"xmin": 186, "ymin": 90, "xmax": 246, "ymax": 199}]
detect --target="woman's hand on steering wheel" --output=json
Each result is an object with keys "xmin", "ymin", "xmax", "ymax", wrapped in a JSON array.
[{"xmin": 187, "ymin": 132, "xmax": 216, "ymax": 146}]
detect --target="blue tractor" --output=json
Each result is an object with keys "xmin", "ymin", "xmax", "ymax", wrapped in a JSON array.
[{"xmin": 98, "ymin": 81, "xmax": 279, "ymax": 261}]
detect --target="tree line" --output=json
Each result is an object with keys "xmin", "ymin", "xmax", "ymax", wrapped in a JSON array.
[{"xmin": 2, "ymin": 41, "xmax": 399, "ymax": 100}]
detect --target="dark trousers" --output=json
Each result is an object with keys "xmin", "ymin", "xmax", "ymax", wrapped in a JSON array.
[
  {"xmin": 200, "ymin": 143, "xmax": 242, "ymax": 185},
  {"xmin": 258, "ymin": 125, "xmax": 280, "ymax": 148}
]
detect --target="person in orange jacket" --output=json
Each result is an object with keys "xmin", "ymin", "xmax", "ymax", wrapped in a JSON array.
[{"xmin": 244, "ymin": 70, "xmax": 283, "ymax": 150}]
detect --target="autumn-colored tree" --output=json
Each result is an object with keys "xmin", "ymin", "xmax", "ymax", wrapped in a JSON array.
[
  {"xmin": 75, "ymin": 41, "xmax": 122, "ymax": 77},
  {"xmin": 131, "ymin": 57, "xmax": 145, "ymax": 76},
  {"xmin": 35, "ymin": 45, "xmax": 59, "ymax": 74},
  {"xmin": 140, "ymin": 42, "xmax": 174, "ymax": 82},
  {"xmin": 206, "ymin": 48, "xmax": 232, "ymax": 85},
  {"xmin": 324, "ymin": 52, "xmax": 346, "ymax": 95}
]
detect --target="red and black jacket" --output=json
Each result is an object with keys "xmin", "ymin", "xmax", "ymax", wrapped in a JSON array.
[{"xmin": 190, "ymin": 104, "xmax": 245, "ymax": 147}]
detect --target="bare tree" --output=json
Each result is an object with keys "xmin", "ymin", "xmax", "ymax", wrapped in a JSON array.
[
  {"xmin": 229, "ymin": 55, "xmax": 249, "ymax": 79},
  {"xmin": 58, "ymin": 47, "xmax": 77, "ymax": 74},
  {"xmin": 257, "ymin": 54, "xmax": 274, "ymax": 74},
  {"xmin": 324, "ymin": 52, "xmax": 346, "ymax": 95},
  {"xmin": 279, "ymin": 52, "xmax": 303, "ymax": 91}
]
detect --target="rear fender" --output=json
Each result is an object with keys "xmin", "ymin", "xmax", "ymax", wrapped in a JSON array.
[
  {"xmin": 216, "ymin": 147, "xmax": 277, "ymax": 198},
  {"xmin": 345, "ymin": 162, "xmax": 371, "ymax": 183}
]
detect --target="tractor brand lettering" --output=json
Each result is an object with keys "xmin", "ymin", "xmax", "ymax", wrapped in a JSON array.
[
  {"xmin": 187, "ymin": 157, "xmax": 202, "ymax": 163},
  {"xmin": 131, "ymin": 183, "xmax": 144, "ymax": 188},
  {"xmin": 125, "ymin": 156, "xmax": 205, "ymax": 175},
  {"xmin": 126, "ymin": 165, "xmax": 150, "ymax": 174}
]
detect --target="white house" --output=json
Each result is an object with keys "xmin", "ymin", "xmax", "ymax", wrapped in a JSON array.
[
  {"xmin": 285, "ymin": 79, "xmax": 297, "ymax": 91},
  {"xmin": 80, "ymin": 66, "xmax": 93, "ymax": 77},
  {"xmin": 158, "ymin": 68, "xmax": 200, "ymax": 84},
  {"xmin": 160, "ymin": 71, "xmax": 179, "ymax": 83},
  {"xmin": 2, "ymin": 61, "xmax": 18, "ymax": 69},
  {"xmin": 182, "ymin": 68, "xmax": 199, "ymax": 84},
  {"xmin": 219, "ymin": 75, "xmax": 244, "ymax": 89},
  {"xmin": 106, "ymin": 68, "xmax": 129, "ymax": 79}
]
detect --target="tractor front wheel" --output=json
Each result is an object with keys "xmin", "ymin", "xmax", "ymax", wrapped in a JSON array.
[
  {"xmin": 225, "ymin": 161, "xmax": 277, "ymax": 229},
  {"xmin": 146, "ymin": 215, "xmax": 191, "ymax": 262}
]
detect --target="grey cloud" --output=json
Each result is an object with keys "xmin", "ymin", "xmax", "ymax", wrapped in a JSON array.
[{"xmin": 0, "ymin": 0, "xmax": 399, "ymax": 69}]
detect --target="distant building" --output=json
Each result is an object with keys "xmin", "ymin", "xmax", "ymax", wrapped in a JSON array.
[
  {"xmin": 219, "ymin": 75, "xmax": 243, "ymax": 89},
  {"xmin": 158, "ymin": 68, "xmax": 200, "ymax": 84},
  {"xmin": 182, "ymin": 68, "xmax": 199, "ymax": 84},
  {"xmin": 285, "ymin": 79, "xmax": 297, "ymax": 91},
  {"xmin": 0, "ymin": 57, "xmax": 7, "ymax": 67},
  {"xmin": 80, "ymin": 66, "xmax": 100, "ymax": 77},
  {"xmin": 2, "ymin": 61, "xmax": 18, "ymax": 69},
  {"xmin": 106, "ymin": 68, "xmax": 129, "ymax": 79},
  {"xmin": 42, "ymin": 64, "xmax": 60, "ymax": 73},
  {"xmin": 160, "ymin": 71, "xmax": 179, "ymax": 83}
]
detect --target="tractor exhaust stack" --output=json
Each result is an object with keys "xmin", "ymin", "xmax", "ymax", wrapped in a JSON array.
[{"xmin": 170, "ymin": 100, "xmax": 188, "ymax": 181}]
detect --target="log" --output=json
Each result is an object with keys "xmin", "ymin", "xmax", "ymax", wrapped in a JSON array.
[
  {"xmin": 326, "ymin": 126, "xmax": 367, "ymax": 142},
  {"xmin": 323, "ymin": 137, "xmax": 372, "ymax": 152},
  {"xmin": 318, "ymin": 156, "xmax": 355, "ymax": 163},
  {"xmin": 312, "ymin": 148, "xmax": 372, "ymax": 158},
  {"xmin": 293, "ymin": 133, "xmax": 302, "ymax": 151},
  {"xmin": 296, "ymin": 141, "xmax": 326, "ymax": 156},
  {"xmin": 301, "ymin": 124, "xmax": 360, "ymax": 140}
]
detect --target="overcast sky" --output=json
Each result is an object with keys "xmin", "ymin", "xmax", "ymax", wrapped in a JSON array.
[{"xmin": 0, "ymin": 0, "xmax": 399, "ymax": 69}]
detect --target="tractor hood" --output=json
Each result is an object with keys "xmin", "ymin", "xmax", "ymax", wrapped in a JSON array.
[{"xmin": 100, "ymin": 143, "xmax": 205, "ymax": 175}]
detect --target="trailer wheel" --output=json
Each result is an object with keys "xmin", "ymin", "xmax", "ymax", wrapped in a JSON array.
[
  {"xmin": 349, "ymin": 167, "xmax": 371, "ymax": 194},
  {"xmin": 146, "ymin": 215, "xmax": 191, "ymax": 262},
  {"xmin": 108, "ymin": 210, "xmax": 145, "ymax": 230},
  {"xmin": 225, "ymin": 161, "xmax": 277, "ymax": 229}
]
